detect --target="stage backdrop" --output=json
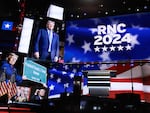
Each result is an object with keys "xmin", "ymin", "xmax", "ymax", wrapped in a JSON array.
[{"xmin": 64, "ymin": 12, "xmax": 150, "ymax": 63}]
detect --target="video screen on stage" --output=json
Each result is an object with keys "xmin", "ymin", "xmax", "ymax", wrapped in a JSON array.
[
  {"xmin": 16, "ymin": 86, "xmax": 31, "ymax": 102},
  {"xmin": 0, "ymin": 20, "xmax": 16, "ymax": 53},
  {"xmin": 29, "ymin": 87, "xmax": 48, "ymax": 102},
  {"xmin": 18, "ymin": 17, "xmax": 64, "ymax": 63},
  {"xmin": 15, "ymin": 86, "xmax": 48, "ymax": 103},
  {"xmin": 64, "ymin": 12, "xmax": 150, "ymax": 63}
]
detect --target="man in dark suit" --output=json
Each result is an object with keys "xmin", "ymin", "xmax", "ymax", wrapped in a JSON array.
[
  {"xmin": 30, "ymin": 88, "xmax": 46, "ymax": 101},
  {"xmin": 34, "ymin": 20, "xmax": 59, "ymax": 62}
]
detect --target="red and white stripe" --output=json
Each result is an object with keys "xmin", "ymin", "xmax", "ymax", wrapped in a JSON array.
[
  {"xmin": 0, "ymin": 81, "xmax": 8, "ymax": 96},
  {"xmin": 82, "ymin": 62, "xmax": 150, "ymax": 102},
  {"xmin": 0, "ymin": 81, "xmax": 17, "ymax": 99},
  {"xmin": 7, "ymin": 82, "xmax": 17, "ymax": 99}
]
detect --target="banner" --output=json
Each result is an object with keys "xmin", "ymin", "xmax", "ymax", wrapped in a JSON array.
[{"xmin": 23, "ymin": 58, "xmax": 47, "ymax": 85}]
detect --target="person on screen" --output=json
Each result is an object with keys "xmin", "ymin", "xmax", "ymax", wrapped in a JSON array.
[
  {"xmin": 0, "ymin": 52, "xmax": 22, "ymax": 85},
  {"xmin": 31, "ymin": 88, "xmax": 46, "ymax": 101},
  {"xmin": 34, "ymin": 20, "xmax": 60, "ymax": 62},
  {"xmin": 16, "ymin": 91, "xmax": 28, "ymax": 102},
  {"xmin": 0, "ymin": 52, "xmax": 23, "ymax": 101}
]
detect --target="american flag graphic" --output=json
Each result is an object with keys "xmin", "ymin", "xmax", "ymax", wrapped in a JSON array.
[
  {"xmin": 0, "ymin": 81, "xmax": 7, "ymax": 96},
  {"xmin": 0, "ymin": 81, "xmax": 17, "ymax": 100},
  {"xmin": 7, "ymin": 81, "xmax": 17, "ymax": 99},
  {"xmin": 101, "ymin": 62, "xmax": 144, "ymax": 99},
  {"xmin": 64, "ymin": 12, "xmax": 150, "ymax": 63},
  {"xmin": 108, "ymin": 62, "xmax": 150, "ymax": 103},
  {"xmin": 61, "ymin": 12, "xmax": 150, "ymax": 102},
  {"xmin": 47, "ymin": 62, "xmax": 150, "ymax": 102},
  {"xmin": 47, "ymin": 64, "xmax": 82, "ymax": 98}
]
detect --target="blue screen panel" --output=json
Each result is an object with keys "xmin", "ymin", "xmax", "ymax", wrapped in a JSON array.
[{"xmin": 64, "ymin": 12, "xmax": 150, "ymax": 63}]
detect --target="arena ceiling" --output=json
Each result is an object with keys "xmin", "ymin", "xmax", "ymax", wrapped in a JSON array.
[{"xmin": 0, "ymin": 0, "xmax": 150, "ymax": 21}]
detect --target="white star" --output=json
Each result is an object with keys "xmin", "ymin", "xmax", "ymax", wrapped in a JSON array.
[
  {"xmin": 110, "ymin": 45, "xmax": 116, "ymax": 51},
  {"xmin": 130, "ymin": 34, "xmax": 140, "ymax": 48},
  {"xmin": 89, "ymin": 28, "xmax": 98, "ymax": 34},
  {"xmin": 72, "ymin": 57, "xmax": 80, "ymax": 62},
  {"xmin": 49, "ymin": 84, "xmax": 55, "ymax": 90},
  {"xmin": 5, "ymin": 23, "xmax": 11, "ymax": 28},
  {"xmin": 64, "ymin": 83, "xmax": 69, "ymax": 88},
  {"xmin": 66, "ymin": 34, "xmax": 75, "ymax": 45},
  {"xmin": 81, "ymin": 41, "xmax": 92, "ymax": 54},
  {"xmin": 62, "ymin": 71, "xmax": 67, "ymax": 75},
  {"xmin": 64, "ymin": 65, "xmax": 69, "ymax": 70},
  {"xmin": 57, "ymin": 78, "xmax": 61, "ymax": 83},
  {"xmin": 117, "ymin": 45, "xmax": 124, "ymax": 51},
  {"xmin": 102, "ymin": 46, "xmax": 108, "ymax": 52},
  {"xmin": 99, "ymin": 52, "xmax": 111, "ymax": 61},
  {"xmin": 125, "ymin": 44, "xmax": 132, "ymax": 50},
  {"xmin": 50, "ymin": 74, "xmax": 54, "ymax": 79},
  {"xmin": 52, "ymin": 68, "xmax": 57, "ymax": 71},
  {"xmin": 69, "ymin": 73, "xmax": 74, "ymax": 79},
  {"xmin": 84, "ymin": 64, "xmax": 90, "ymax": 68},
  {"xmin": 94, "ymin": 46, "xmax": 100, "ymax": 52},
  {"xmin": 72, "ymin": 68, "xmax": 77, "ymax": 73}
]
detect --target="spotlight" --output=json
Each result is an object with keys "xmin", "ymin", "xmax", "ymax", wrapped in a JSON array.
[
  {"xmin": 128, "ymin": 8, "xmax": 131, "ymax": 10},
  {"xmin": 144, "ymin": 6, "xmax": 148, "ymax": 9},
  {"xmin": 136, "ymin": 8, "xmax": 140, "ymax": 12},
  {"xmin": 105, "ymin": 12, "xmax": 108, "ymax": 15}
]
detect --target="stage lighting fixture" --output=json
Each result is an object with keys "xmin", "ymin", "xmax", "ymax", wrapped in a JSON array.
[{"xmin": 47, "ymin": 4, "xmax": 64, "ymax": 20}]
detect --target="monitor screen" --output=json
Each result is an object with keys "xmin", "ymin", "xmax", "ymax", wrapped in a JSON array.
[
  {"xmin": 15, "ymin": 86, "xmax": 31, "ymax": 102},
  {"xmin": 16, "ymin": 17, "xmax": 64, "ymax": 63},
  {"xmin": 0, "ymin": 19, "xmax": 16, "ymax": 52},
  {"xmin": 29, "ymin": 87, "xmax": 48, "ymax": 102},
  {"xmin": 64, "ymin": 12, "xmax": 150, "ymax": 63}
]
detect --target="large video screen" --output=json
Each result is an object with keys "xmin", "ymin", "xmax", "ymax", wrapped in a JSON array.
[
  {"xmin": 64, "ymin": 12, "xmax": 150, "ymax": 63},
  {"xmin": 17, "ymin": 17, "xmax": 64, "ymax": 62}
]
